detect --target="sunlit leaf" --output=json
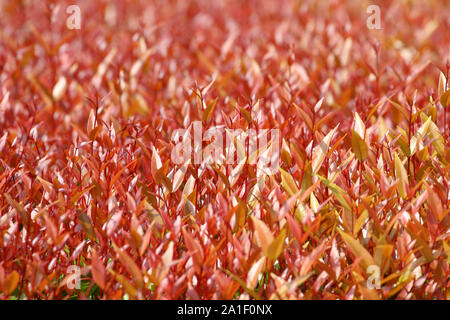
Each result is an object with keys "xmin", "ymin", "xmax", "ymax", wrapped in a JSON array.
[
  {"xmin": 394, "ymin": 153, "xmax": 408, "ymax": 199},
  {"xmin": 338, "ymin": 229, "xmax": 376, "ymax": 270},
  {"xmin": 250, "ymin": 216, "xmax": 274, "ymax": 256},
  {"xmin": 351, "ymin": 129, "xmax": 368, "ymax": 161}
]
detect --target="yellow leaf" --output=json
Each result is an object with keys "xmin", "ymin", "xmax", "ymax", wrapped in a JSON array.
[
  {"xmin": 311, "ymin": 125, "xmax": 338, "ymax": 173},
  {"xmin": 353, "ymin": 112, "xmax": 365, "ymax": 139},
  {"xmin": 351, "ymin": 129, "xmax": 368, "ymax": 161},
  {"xmin": 202, "ymin": 97, "xmax": 218, "ymax": 123},
  {"xmin": 267, "ymin": 229, "xmax": 286, "ymax": 261},
  {"xmin": 221, "ymin": 268, "xmax": 262, "ymax": 300},
  {"xmin": 338, "ymin": 229, "xmax": 376, "ymax": 270},
  {"xmin": 242, "ymin": 107, "xmax": 252, "ymax": 125},
  {"xmin": 417, "ymin": 116, "xmax": 431, "ymax": 139},
  {"xmin": 394, "ymin": 153, "xmax": 408, "ymax": 199},
  {"xmin": 440, "ymin": 89, "xmax": 450, "ymax": 108},
  {"xmin": 310, "ymin": 192, "xmax": 319, "ymax": 213},
  {"xmin": 374, "ymin": 244, "xmax": 393, "ymax": 274},
  {"xmin": 130, "ymin": 94, "xmax": 150, "ymax": 116},
  {"xmin": 280, "ymin": 168, "xmax": 299, "ymax": 196},
  {"xmin": 443, "ymin": 240, "xmax": 450, "ymax": 265},
  {"xmin": 353, "ymin": 209, "xmax": 368, "ymax": 235},
  {"xmin": 317, "ymin": 175, "xmax": 352, "ymax": 211},
  {"xmin": 428, "ymin": 120, "xmax": 445, "ymax": 156}
]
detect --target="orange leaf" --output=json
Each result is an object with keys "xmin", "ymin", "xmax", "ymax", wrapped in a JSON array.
[
  {"xmin": 112, "ymin": 243, "xmax": 144, "ymax": 289},
  {"xmin": 4, "ymin": 271, "xmax": 20, "ymax": 295},
  {"xmin": 91, "ymin": 251, "xmax": 106, "ymax": 290},
  {"xmin": 182, "ymin": 228, "xmax": 204, "ymax": 272},
  {"xmin": 351, "ymin": 129, "xmax": 368, "ymax": 161},
  {"xmin": 338, "ymin": 229, "xmax": 376, "ymax": 270},
  {"xmin": 250, "ymin": 216, "xmax": 274, "ymax": 256},
  {"xmin": 4, "ymin": 193, "xmax": 29, "ymax": 226},
  {"xmin": 394, "ymin": 153, "xmax": 408, "ymax": 199},
  {"xmin": 267, "ymin": 229, "xmax": 286, "ymax": 261}
]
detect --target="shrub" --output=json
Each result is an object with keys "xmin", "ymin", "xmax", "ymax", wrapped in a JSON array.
[{"xmin": 0, "ymin": 0, "xmax": 448, "ymax": 300}]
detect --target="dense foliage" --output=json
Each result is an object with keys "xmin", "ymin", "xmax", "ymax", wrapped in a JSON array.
[{"xmin": 0, "ymin": 0, "xmax": 448, "ymax": 299}]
